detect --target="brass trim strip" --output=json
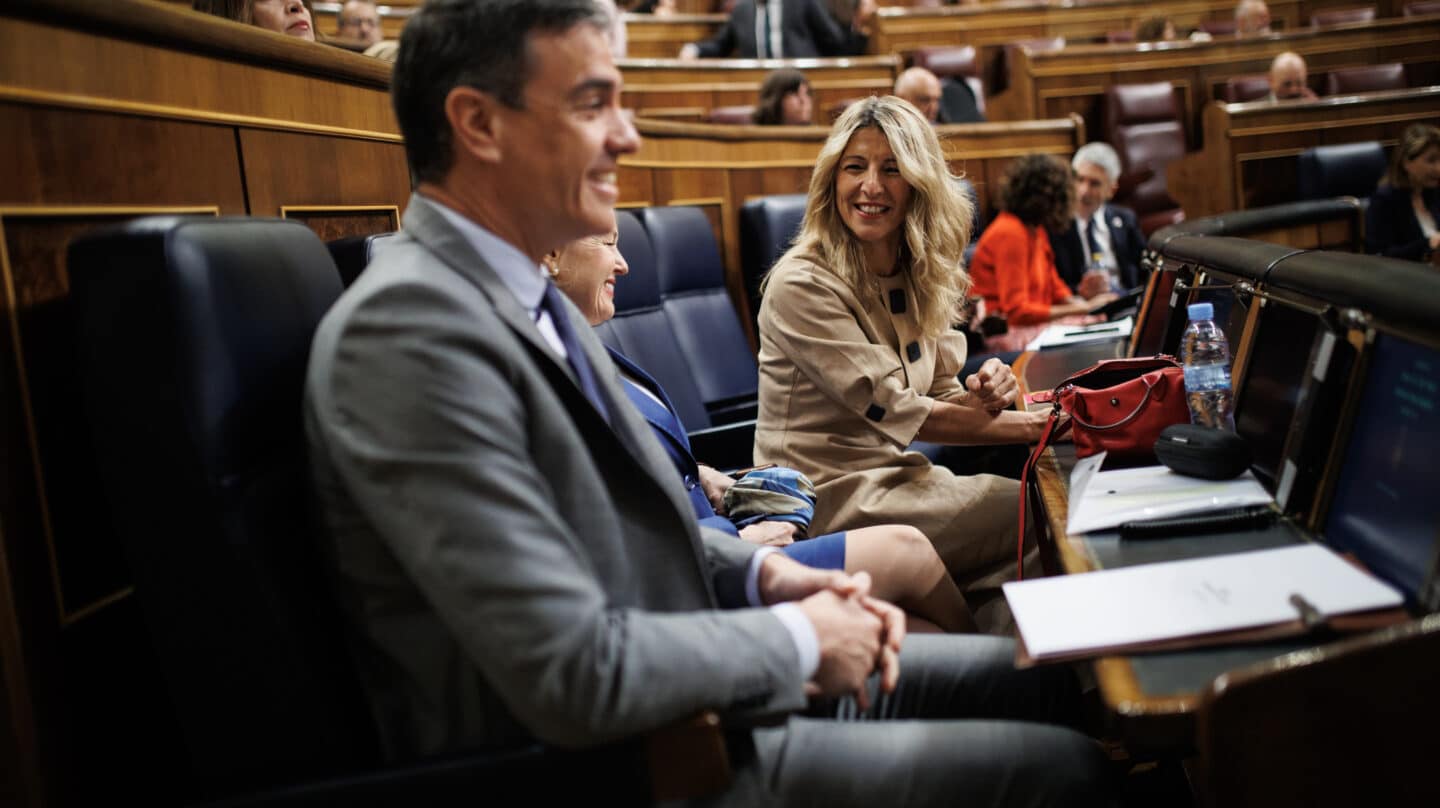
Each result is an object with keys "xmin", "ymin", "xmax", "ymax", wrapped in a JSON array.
[
  {"xmin": 0, "ymin": 86, "xmax": 404, "ymax": 143},
  {"xmin": 1228, "ymin": 111, "xmax": 1437, "ymax": 138},
  {"xmin": 279, "ymin": 204, "xmax": 401, "ymax": 227},
  {"xmin": 662, "ymin": 197, "xmax": 724, "ymax": 207},
  {"xmin": 0, "ymin": 205, "xmax": 218, "ymax": 627}
]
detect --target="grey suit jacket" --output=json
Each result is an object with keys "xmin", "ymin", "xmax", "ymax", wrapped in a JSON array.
[{"xmin": 305, "ymin": 194, "xmax": 806, "ymax": 771}]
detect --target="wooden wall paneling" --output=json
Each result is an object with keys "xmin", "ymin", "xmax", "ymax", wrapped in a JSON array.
[
  {"xmin": 237, "ymin": 128, "xmax": 410, "ymax": 225},
  {"xmin": 0, "ymin": 105, "xmax": 248, "ymax": 212},
  {"xmin": 0, "ymin": 11, "xmax": 397, "ymax": 138}
]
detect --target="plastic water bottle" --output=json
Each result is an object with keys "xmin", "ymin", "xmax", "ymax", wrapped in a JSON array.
[{"xmin": 1180, "ymin": 302, "xmax": 1235, "ymax": 430}]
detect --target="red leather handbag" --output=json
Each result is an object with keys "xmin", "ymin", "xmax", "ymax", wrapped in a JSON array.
[{"xmin": 1017, "ymin": 356, "xmax": 1189, "ymax": 577}]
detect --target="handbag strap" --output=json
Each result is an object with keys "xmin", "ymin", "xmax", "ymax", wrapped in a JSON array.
[
  {"xmin": 1017, "ymin": 405, "xmax": 1069, "ymax": 581},
  {"xmin": 1067, "ymin": 374, "xmax": 1168, "ymax": 431}
]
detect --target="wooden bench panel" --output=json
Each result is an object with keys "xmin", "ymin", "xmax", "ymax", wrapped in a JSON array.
[
  {"xmin": 992, "ymin": 16, "xmax": 1440, "ymax": 147},
  {"xmin": 1168, "ymin": 87, "xmax": 1440, "ymax": 219},
  {"xmin": 619, "ymin": 55, "xmax": 901, "ymax": 121},
  {"xmin": 869, "ymin": 0, "xmax": 1304, "ymax": 90}
]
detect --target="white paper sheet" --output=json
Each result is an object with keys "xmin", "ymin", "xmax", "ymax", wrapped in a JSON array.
[
  {"xmin": 1003, "ymin": 544, "xmax": 1404, "ymax": 661},
  {"xmin": 1025, "ymin": 316, "xmax": 1134, "ymax": 351},
  {"xmin": 1065, "ymin": 452, "xmax": 1274, "ymax": 535}
]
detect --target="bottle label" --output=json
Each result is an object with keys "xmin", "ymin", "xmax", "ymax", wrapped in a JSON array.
[{"xmin": 1184, "ymin": 362, "xmax": 1231, "ymax": 392}]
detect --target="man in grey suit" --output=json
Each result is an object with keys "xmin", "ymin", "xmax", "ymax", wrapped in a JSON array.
[{"xmin": 305, "ymin": 1, "xmax": 1115, "ymax": 804}]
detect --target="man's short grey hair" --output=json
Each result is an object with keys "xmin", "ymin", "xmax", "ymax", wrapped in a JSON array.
[{"xmin": 1072, "ymin": 142, "xmax": 1122, "ymax": 183}]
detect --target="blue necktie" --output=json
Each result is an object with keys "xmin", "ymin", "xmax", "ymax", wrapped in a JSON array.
[
  {"xmin": 1084, "ymin": 217, "xmax": 1102, "ymax": 263},
  {"xmin": 537, "ymin": 283, "xmax": 611, "ymax": 423},
  {"xmin": 759, "ymin": 3, "xmax": 772, "ymax": 58}
]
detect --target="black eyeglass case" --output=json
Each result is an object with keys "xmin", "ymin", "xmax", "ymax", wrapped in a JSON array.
[{"xmin": 1154, "ymin": 423, "xmax": 1252, "ymax": 480}]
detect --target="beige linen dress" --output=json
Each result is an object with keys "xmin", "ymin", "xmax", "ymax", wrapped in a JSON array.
[{"xmin": 755, "ymin": 254, "xmax": 1024, "ymax": 596}]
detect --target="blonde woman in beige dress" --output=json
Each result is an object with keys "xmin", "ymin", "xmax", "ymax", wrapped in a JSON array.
[{"xmin": 754, "ymin": 96, "xmax": 1051, "ymax": 629}]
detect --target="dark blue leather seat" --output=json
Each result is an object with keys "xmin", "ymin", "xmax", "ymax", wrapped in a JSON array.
[
  {"xmin": 601, "ymin": 209, "xmax": 712, "ymax": 432},
  {"xmin": 326, "ymin": 231, "xmax": 396, "ymax": 287},
  {"xmin": 1296, "ymin": 141, "xmax": 1387, "ymax": 203},
  {"xmin": 66, "ymin": 216, "xmax": 678, "ymax": 805},
  {"xmin": 739, "ymin": 193, "xmax": 807, "ymax": 336},
  {"xmin": 640, "ymin": 206, "xmax": 759, "ymax": 427}
]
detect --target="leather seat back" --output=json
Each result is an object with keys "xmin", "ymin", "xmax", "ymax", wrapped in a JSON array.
[
  {"xmin": 1325, "ymin": 63, "xmax": 1406, "ymax": 96},
  {"xmin": 326, "ymin": 231, "xmax": 395, "ymax": 287},
  {"xmin": 1295, "ymin": 141, "xmax": 1388, "ymax": 202},
  {"xmin": 1223, "ymin": 74, "xmax": 1272, "ymax": 103},
  {"xmin": 641, "ymin": 206, "xmax": 759, "ymax": 425},
  {"xmin": 1106, "ymin": 82, "xmax": 1187, "ymax": 233}
]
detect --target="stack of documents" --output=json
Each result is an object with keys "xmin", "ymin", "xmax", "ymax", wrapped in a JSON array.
[
  {"xmin": 1003, "ymin": 544, "xmax": 1405, "ymax": 664},
  {"xmin": 1065, "ymin": 453, "xmax": 1273, "ymax": 535},
  {"xmin": 1025, "ymin": 316, "xmax": 1134, "ymax": 351}
]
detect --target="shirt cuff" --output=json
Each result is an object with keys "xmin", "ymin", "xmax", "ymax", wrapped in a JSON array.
[
  {"xmin": 770, "ymin": 602, "xmax": 821, "ymax": 679},
  {"xmin": 744, "ymin": 546, "xmax": 779, "ymax": 606}
]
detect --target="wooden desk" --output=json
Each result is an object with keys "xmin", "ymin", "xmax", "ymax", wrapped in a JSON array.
[
  {"xmin": 869, "ymin": 0, "xmax": 1304, "ymax": 89},
  {"xmin": 990, "ymin": 16, "xmax": 1440, "ymax": 147},
  {"xmin": 1168, "ymin": 87, "xmax": 1440, "ymax": 220},
  {"xmin": 1015, "ymin": 341, "xmax": 1326, "ymax": 752},
  {"xmin": 625, "ymin": 12, "xmax": 727, "ymax": 59},
  {"xmin": 620, "ymin": 115, "xmax": 1085, "ymax": 345},
  {"xmin": 619, "ymin": 55, "xmax": 901, "ymax": 121}
]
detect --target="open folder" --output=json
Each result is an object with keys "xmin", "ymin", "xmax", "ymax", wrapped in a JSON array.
[{"xmin": 1003, "ymin": 544, "xmax": 1408, "ymax": 666}]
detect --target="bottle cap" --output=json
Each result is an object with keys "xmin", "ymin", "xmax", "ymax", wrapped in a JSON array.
[{"xmin": 1187, "ymin": 302, "xmax": 1214, "ymax": 321}]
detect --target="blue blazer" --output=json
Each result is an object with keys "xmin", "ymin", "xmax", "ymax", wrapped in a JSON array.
[
  {"xmin": 1047, "ymin": 204, "xmax": 1147, "ymax": 294},
  {"xmin": 1366, "ymin": 184, "xmax": 1440, "ymax": 261},
  {"xmin": 607, "ymin": 347, "xmax": 739, "ymax": 537}
]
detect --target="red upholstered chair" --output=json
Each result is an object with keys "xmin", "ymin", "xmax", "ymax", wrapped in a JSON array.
[
  {"xmin": 1405, "ymin": 0, "xmax": 1440, "ymax": 14},
  {"xmin": 910, "ymin": 44, "xmax": 978, "ymax": 79},
  {"xmin": 1105, "ymin": 82, "xmax": 1187, "ymax": 235},
  {"xmin": 1325, "ymin": 63, "xmax": 1407, "ymax": 95},
  {"xmin": 1198, "ymin": 18, "xmax": 1238, "ymax": 35},
  {"xmin": 1311, "ymin": 5, "xmax": 1376, "ymax": 25},
  {"xmin": 1223, "ymin": 74, "xmax": 1273, "ymax": 102},
  {"xmin": 704, "ymin": 105, "xmax": 758, "ymax": 124}
]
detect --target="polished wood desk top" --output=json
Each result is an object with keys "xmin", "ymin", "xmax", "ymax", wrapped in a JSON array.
[{"xmin": 1015, "ymin": 339, "xmax": 1329, "ymax": 752}]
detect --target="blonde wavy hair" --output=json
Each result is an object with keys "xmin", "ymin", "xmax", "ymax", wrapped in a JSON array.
[{"xmin": 770, "ymin": 95, "xmax": 973, "ymax": 340}]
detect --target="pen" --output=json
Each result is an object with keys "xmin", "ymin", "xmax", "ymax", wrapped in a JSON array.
[
  {"xmin": 1289, "ymin": 593, "xmax": 1325, "ymax": 629},
  {"xmin": 1062, "ymin": 326, "xmax": 1122, "ymax": 337}
]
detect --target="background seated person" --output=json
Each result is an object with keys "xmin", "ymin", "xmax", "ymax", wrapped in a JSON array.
[
  {"xmin": 969, "ymin": 154, "xmax": 1116, "ymax": 352},
  {"xmin": 336, "ymin": 0, "xmax": 381, "ymax": 46},
  {"xmin": 679, "ymin": 0, "xmax": 875, "ymax": 59},
  {"xmin": 1267, "ymin": 52, "xmax": 1319, "ymax": 101},
  {"xmin": 1133, "ymin": 15, "xmax": 1176, "ymax": 42},
  {"xmin": 755, "ymin": 96, "xmax": 1053, "ymax": 632},
  {"xmin": 1235, "ymin": 0, "xmax": 1272, "ymax": 35},
  {"xmin": 1367, "ymin": 123, "xmax": 1440, "ymax": 262},
  {"xmin": 753, "ymin": 68, "xmax": 815, "ymax": 125},
  {"xmin": 548, "ymin": 216, "xmax": 977, "ymax": 633},
  {"xmin": 1047, "ymin": 142, "xmax": 1147, "ymax": 297},
  {"xmin": 193, "ymin": 0, "xmax": 316, "ymax": 40},
  {"xmin": 893, "ymin": 67, "xmax": 942, "ymax": 124}
]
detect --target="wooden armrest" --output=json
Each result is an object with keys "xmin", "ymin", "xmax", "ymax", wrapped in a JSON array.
[{"xmin": 646, "ymin": 710, "xmax": 732, "ymax": 802}]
